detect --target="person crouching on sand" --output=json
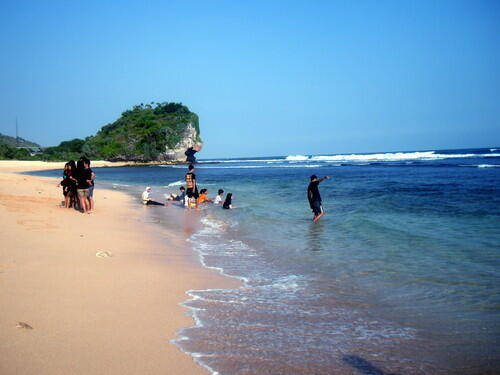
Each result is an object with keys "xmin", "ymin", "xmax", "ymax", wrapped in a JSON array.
[
  {"xmin": 307, "ymin": 175, "xmax": 330, "ymax": 222},
  {"xmin": 142, "ymin": 187, "xmax": 165, "ymax": 206}
]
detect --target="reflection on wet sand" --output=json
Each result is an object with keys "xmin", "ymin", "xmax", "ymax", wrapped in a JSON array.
[{"xmin": 307, "ymin": 221, "xmax": 326, "ymax": 252}]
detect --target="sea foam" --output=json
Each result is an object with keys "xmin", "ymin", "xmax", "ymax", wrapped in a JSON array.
[{"xmin": 286, "ymin": 151, "xmax": 500, "ymax": 163}]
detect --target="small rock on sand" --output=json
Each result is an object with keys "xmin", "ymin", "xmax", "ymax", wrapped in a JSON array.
[{"xmin": 16, "ymin": 322, "xmax": 33, "ymax": 330}]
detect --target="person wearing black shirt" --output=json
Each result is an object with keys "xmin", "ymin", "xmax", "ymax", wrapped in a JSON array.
[
  {"xmin": 76, "ymin": 159, "xmax": 92, "ymax": 213},
  {"xmin": 222, "ymin": 193, "xmax": 238, "ymax": 209},
  {"xmin": 67, "ymin": 160, "xmax": 78, "ymax": 209},
  {"xmin": 59, "ymin": 163, "xmax": 73, "ymax": 208},
  {"xmin": 307, "ymin": 175, "xmax": 330, "ymax": 222},
  {"xmin": 185, "ymin": 147, "xmax": 197, "ymax": 163},
  {"xmin": 185, "ymin": 144, "xmax": 202, "ymax": 163},
  {"xmin": 86, "ymin": 159, "xmax": 96, "ymax": 212},
  {"xmin": 185, "ymin": 164, "xmax": 199, "ymax": 208}
]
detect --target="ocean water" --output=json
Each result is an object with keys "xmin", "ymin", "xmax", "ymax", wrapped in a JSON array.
[{"xmin": 31, "ymin": 148, "xmax": 500, "ymax": 374}]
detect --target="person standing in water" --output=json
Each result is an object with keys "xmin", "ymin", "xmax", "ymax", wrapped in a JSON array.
[
  {"xmin": 185, "ymin": 144, "xmax": 202, "ymax": 163},
  {"xmin": 185, "ymin": 164, "xmax": 199, "ymax": 208},
  {"xmin": 307, "ymin": 175, "xmax": 330, "ymax": 222}
]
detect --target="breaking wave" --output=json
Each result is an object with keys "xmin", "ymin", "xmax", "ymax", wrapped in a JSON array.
[{"xmin": 286, "ymin": 151, "xmax": 500, "ymax": 163}]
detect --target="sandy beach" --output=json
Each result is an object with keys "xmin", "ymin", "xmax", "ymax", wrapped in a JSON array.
[{"xmin": 0, "ymin": 161, "xmax": 238, "ymax": 375}]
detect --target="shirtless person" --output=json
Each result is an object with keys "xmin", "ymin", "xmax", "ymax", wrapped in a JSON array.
[{"xmin": 307, "ymin": 175, "xmax": 330, "ymax": 222}]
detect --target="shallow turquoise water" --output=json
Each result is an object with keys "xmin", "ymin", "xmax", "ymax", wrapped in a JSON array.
[{"xmin": 31, "ymin": 148, "xmax": 500, "ymax": 374}]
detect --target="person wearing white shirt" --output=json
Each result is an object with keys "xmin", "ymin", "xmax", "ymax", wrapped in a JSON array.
[
  {"xmin": 214, "ymin": 189, "xmax": 224, "ymax": 205},
  {"xmin": 142, "ymin": 187, "xmax": 164, "ymax": 206}
]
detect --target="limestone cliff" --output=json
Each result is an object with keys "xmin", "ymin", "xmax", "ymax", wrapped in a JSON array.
[
  {"xmin": 40, "ymin": 102, "xmax": 202, "ymax": 162},
  {"xmin": 161, "ymin": 123, "xmax": 201, "ymax": 162}
]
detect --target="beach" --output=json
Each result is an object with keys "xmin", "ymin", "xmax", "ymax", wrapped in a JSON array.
[
  {"xmin": 2, "ymin": 151, "xmax": 499, "ymax": 375},
  {"xmin": 0, "ymin": 161, "xmax": 238, "ymax": 375}
]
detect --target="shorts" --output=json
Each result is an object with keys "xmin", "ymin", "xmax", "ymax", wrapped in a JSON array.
[
  {"xmin": 77, "ymin": 189, "xmax": 89, "ymax": 198},
  {"xmin": 63, "ymin": 186, "xmax": 75, "ymax": 197},
  {"xmin": 186, "ymin": 188, "xmax": 199, "ymax": 199},
  {"xmin": 88, "ymin": 185, "xmax": 94, "ymax": 198},
  {"xmin": 310, "ymin": 200, "xmax": 323, "ymax": 216}
]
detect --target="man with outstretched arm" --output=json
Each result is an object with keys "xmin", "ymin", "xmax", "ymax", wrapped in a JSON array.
[{"xmin": 307, "ymin": 175, "xmax": 330, "ymax": 223}]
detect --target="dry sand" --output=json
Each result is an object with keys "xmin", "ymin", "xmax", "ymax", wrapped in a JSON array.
[{"xmin": 0, "ymin": 161, "xmax": 238, "ymax": 375}]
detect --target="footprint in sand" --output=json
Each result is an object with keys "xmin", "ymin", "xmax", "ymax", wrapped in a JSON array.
[
  {"xmin": 16, "ymin": 322, "xmax": 33, "ymax": 330},
  {"xmin": 95, "ymin": 251, "xmax": 113, "ymax": 258}
]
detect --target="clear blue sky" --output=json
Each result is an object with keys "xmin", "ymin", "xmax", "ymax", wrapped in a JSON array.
[{"xmin": 0, "ymin": 0, "xmax": 498, "ymax": 158}]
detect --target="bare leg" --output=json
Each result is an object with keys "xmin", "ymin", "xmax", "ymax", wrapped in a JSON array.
[
  {"xmin": 313, "ymin": 212, "xmax": 325, "ymax": 223},
  {"xmin": 79, "ymin": 196, "xmax": 89, "ymax": 213},
  {"xmin": 71, "ymin": 194, "xmax": 78, "ymax": 209}
]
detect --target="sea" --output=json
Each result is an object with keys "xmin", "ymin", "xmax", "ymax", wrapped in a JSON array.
[{"xmin": 30, "ymin": 147, "xmax": 500, "ymax": 375}]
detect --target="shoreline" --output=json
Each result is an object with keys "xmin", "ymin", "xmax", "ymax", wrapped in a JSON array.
[
  {"xmin": 0, "ymin": 159, "xmax": 193, "ymax": 170},
  {"xmin": 0, "ymin": 160, "xmax": 239, "ymax": 375}
]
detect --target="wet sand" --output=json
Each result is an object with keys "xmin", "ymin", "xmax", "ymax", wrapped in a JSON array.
[{"xmin": 0, "ymin": 161, "xmax": 238, "ymax": 375}]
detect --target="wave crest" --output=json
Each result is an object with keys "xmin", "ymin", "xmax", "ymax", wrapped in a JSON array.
[
  {"xmin": 285, "ymin": 151, "xmax": 500, "ymax": 163},
  {"xmin": 286, "ymin": 155, "xmax": 309, "ymax": 161}
]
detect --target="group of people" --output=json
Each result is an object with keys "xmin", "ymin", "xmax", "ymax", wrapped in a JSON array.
[
  {"xmin": 58, "ymin": 157, "xmax": 95, "ymax": 214},
  {"xmin": 57, "ymin": 155, "xmax": 329, "ymax": 222},
  {"xmin": 142, "ymin": 164, "xmax": 236, "ymax": 210},
  {"xmin": 144, "ymin": 163, "xmax": 330, "ymax": 223}
]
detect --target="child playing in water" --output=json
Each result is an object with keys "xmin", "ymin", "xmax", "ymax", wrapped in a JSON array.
[
  {"xmin": 222, "ymin": 193, "xmax": 238, "ymax": 209},
  {"xmin": 197, "ymin": 188, "xmax": 213, "ymax": 204},
  {"xmin": 214, "ymin": 189, "xmax": 224, "ymax": 205},
  {"xmin": 166, "ymin": 186, "xmax": 186, "ymax": 205}
]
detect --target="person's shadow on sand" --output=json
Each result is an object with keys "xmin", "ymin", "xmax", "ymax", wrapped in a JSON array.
[{"xmin": 342, "ymin": 355, "xmax": 401, "ymax": 375}]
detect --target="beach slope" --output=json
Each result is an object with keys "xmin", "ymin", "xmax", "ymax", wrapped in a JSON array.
[{"xmin": 0, "ymin": 161, "xmax": 235, "ymax": 375}]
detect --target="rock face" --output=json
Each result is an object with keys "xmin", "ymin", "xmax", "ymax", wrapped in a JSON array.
[
  {"xmin": 40, "ymin": 103, "xmax": 202, "ymax": 162},
  {"xmin": 161, "ymin": 123, "xmax": 201, "ymax": 162}
]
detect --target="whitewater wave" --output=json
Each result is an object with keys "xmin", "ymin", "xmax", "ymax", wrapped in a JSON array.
[
  {"xmin": 203, "ymin": 151, "xmax": 500, "ymax": 166},
  {"xmin": 201, "ymin": 158, "xmax": 283, "ymax": 163},
  {"xmin": 167, "ymin": 180, "xmax": 184, "ymax": 186},
  {"xmin": 286, "ymin": 155, "xmax": 309, "ymax": 161},
  {"xmin": 477, "ymin": 164, "xmax": 500, "ymax": 168},
  {"xmin": 195, "ymin": 164, "xmax": 325, "ymax": 169},
  {"xmin": 287, "ymin": 151, "xmax": 500, "ymax": 163}
]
